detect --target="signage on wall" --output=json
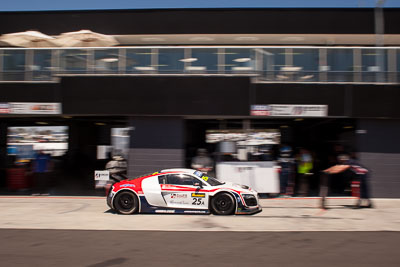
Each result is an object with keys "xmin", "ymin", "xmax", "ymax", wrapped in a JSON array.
[
  {"xmin": 0, "ymin": 102, "xmax": 61, "ymax": 114},
  {"xmin": 250, "ymin": 105, "xmax": 271, "ymax": 116},
  {"xmin": 94, "ymin": 170, "xmax": 110, "ymax": 181},
  {"xmin": 251, "ymin": 104, "xmax": 328, "ymax": 117},
  {"xmin": 0, "ymin": 103, "xmax": 10, "ymax": 113}
]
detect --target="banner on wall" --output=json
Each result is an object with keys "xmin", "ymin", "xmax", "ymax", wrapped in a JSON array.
[
  {"xmin": 0, "ymin": 102, "xmax": 62, "ymax": 114},
  {"xmin": 0, "ymin": 103, "xmax": 10, "ymax": 113},
  {"xmin": 251, "ymin": 104, "xmax": 328, "ymax": 117}
]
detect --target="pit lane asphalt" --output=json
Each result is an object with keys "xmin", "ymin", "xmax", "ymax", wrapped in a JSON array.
[
  {"xmin": 0, "ymin": 230, "xmax": 399, "ymax": 267},
  {"xmin": 0, "ymin": 196, "xmax": 400, "ymax": 231}
]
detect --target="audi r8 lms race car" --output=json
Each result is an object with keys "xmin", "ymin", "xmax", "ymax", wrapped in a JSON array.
[{"xmin": 106, "ymin": 168, "xmax": 261, "ymax": 215}]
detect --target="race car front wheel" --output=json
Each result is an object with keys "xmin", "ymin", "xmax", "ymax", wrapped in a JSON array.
[
  {"xmin": 211, "ymin": 192, "xmax": 235, "ymax": 215},
  {"xmin": 114, "ymin": 191, "xmax": 139, "ymax": 215}
]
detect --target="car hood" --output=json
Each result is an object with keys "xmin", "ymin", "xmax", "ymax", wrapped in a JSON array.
[{"xmin": 215, "ymin": 182, "xmax": 256, "ymax": 194}]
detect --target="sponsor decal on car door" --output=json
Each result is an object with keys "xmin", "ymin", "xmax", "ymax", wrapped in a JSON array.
[
  {"xmin": 162, "ymin": 190, "xmax": 191, "ymax": 207},
  {"xmin": 161, "ymin": 184, "xmax": 208, "ymax": 209}
]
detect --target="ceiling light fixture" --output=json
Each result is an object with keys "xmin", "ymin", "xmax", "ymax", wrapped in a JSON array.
[
  {"xmin": 101, "ymin": 58, "xmax": 119, "ymax": 63},
  {"xmin": 233, "ymin": 58, "xmax": 251, "ymax": 63},
  {"xmin": 179, "ymin": 57, "xmax": 198, "ymax": 63}
]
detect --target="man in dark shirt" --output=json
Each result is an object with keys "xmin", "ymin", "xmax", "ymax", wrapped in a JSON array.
[
  {"xmin": 321, "ymin": 154, "xmax": 373, "ymax": 209},
  {"xmin": 277, "ymin": 145, "xmax": 295, "ymax": 196},
  {"xmin": 33, "ymin": 150, "xmax": 51, "ymax": 195}
]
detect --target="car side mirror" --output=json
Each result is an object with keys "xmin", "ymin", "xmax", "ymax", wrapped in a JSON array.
[{"xmin": 194, "ymin": 182, "xmax": 203, "ymax": 188}]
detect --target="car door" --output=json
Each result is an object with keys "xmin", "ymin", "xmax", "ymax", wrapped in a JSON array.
[
  {"xmin": 160, "ymin": 173, "xmax": 208, "ymax": 209},
  {"xmin": 141, "ymin": 175, "xmax": 167, "ymax": 207}
]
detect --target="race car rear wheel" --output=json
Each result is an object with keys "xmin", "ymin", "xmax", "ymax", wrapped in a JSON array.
[
  {"xmin": 114, "ymin": 191, "xmax": 139, "ymax": 215},
  {"xmin": 211, "ymin": 192, "xmax": 235, "ymax": 215}
]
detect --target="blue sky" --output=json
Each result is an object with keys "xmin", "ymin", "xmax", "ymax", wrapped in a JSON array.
[{"xmin": 1, "ymin": 0, "xmax": 400, "ymax": 11}]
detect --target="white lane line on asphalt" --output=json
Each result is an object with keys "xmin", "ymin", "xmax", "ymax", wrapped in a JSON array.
[{"xmin": 0, "ymin": 227, "xmax": 396, "ymax": 232}]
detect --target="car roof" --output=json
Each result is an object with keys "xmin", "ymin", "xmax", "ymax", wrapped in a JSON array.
[{"xmin": 160, "ymin": 168, "xmax": 196, "ymax": 174}]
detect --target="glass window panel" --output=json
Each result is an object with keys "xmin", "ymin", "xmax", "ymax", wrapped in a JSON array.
[
  {"xmin": 125, "ymin": 48, "xmax": 152, "ymax": 73},
  {"xmin": 293, "ymin": 48, "xmax": 319, "ymax": 71},
  {"xmin": 397, "ymin": 49, "xmax": 400, "ymax": 72},
  {"xmin": 167, "ymin": 174, "xmax": 198, "ymax": 185},
  {"xmin": 361, "ymin": 49, "xmax": 387, "ymax": 71},
  {"xmin": 260, "ymin": 48, "xmax": 286, "ymax": 81},
  {"xmin": 190, "ymin": 48, "xmax": 218, "ymax": 73},
  {"xmin": 158, "ymin": 49, "xmax": 184, "ymax": 72},
  {"xmin": 158, "ymin": 175, "xmax": 167, "ymax": 184},
  {"xmin": 94, "ymin": 49, "xmax": 119, "ymax": 72},
  {"xmin": 327, "ymin": 49, "xmax": 353, "ymax": 71},
  {"xmin": 61, "ymin": 49, "xmax": 88, "ymax": 73},
  {"xmin": 33, "ymin": 49, "xmax": 52, "ymax": 80},
  {"xmin": 266, "ymin": 49, "xmax": 286, "ymax": 72},
  {"xmin": 327, "ymin": 49, "xmax": 354, "ymax": 82},
  {"xmin": 361, "ymin": 49, "xmax": 387, "ymax": 82},
  {"xmin": 3, "ymin": 50, "xmax": 25, "ymax": 71},
  {"xmin": 261, "ymin": 48, "xmax": 285, "ymax": 71},
  {"xmin": 3, "ymin": 50, "xmax": 25, "ymax": 81},
  {"xmin": 224, "ymin": 48, "xmax": 255, "ymax": 73}
]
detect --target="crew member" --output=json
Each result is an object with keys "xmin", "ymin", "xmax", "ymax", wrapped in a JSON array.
[
  {"xmin": 277, "ymin": 145, "xmax": 295, "ymax": 196},
  {"xmin": 321, "ymin": 153, "xmax": 373, "ymax": 209},
  {"xmin": 191, "ymin": 148, "xmax": 214, "ymax": 174}
]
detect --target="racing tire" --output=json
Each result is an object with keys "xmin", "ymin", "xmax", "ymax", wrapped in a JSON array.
[
  {"xmin": 210, "ymin": 192, "xmax": 235, "ymax": 215},
  {"xmin": 114, "ymin": 191, "xmax": 139, "ymax": 215}
]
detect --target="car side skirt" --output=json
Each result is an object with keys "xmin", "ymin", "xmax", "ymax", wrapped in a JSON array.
[{"xmin": 139, "ymin": 196, "xmax": 210, "ymax": 214}]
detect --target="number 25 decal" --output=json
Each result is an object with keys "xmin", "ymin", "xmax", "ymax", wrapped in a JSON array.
[{"xmin": 192, "ymin": 198, "xmax": 204, "ymax": 205}]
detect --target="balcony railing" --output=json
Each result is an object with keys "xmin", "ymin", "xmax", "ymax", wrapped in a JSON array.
[{"xmin": 0, "ymin": 46, "xmax": 399, "ymax": 83}]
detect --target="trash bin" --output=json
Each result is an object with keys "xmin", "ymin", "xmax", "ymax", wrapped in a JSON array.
[
  {"xmin": 351, "ymin": 180, "xmax": 360, "ymax": 198},
  {"xmin": 7, "ymin": 168, "xmax": 30, "ymax": 191}
]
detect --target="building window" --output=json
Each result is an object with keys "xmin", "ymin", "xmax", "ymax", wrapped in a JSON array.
[
  {"xmin": 361, "ymin": 49, "xmax": 387, "ymax": 82},
  {"xmin": 94, "ymin": 49, "xmax": 119, "ymax": 72},
  {"xmin": 224, "ymin": 48, "xmax": 255, "ymax": 73},
  {"xmin": 61, "ymin": 49, "xmax": 88, "ymax": 72},
  {"xmin": 327, "ymin": 49, "xmax": 353, "ymax": 82},
  {"xmin": 190, "ymin": 48, "xmax": 218, "ymax": 73},
  {"xmin": 158, "ymin": 49, "xmax": 185, "ymax": 72},
  {"xmin": 33, "ymin": 49, "xmax": 52, "ymax": 80},
  {"xmin": 125, "ymin": 48, "xmax": 152, "ymax": 73},
  {"xmin": 259, "ymin": 48, "xmax": 285, "ymax": 80},
  {"xmin": 293, "ymin": 48, "xmax": 319, "ymax": 71},
  {"xmin": 3, "ymin": 50, "xmax": 25, "ymax": 81}
]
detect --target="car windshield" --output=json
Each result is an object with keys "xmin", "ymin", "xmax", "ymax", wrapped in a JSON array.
[
  {"xmin": 193, "ymin": 170, "xmax": 225, "ymax": 186},
  {"xmin": 204, "ymin": 176, "xmax": 225, "ymax": 186}
]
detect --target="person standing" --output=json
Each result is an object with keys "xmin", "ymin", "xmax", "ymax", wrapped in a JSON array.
[
  {"xmin": 297, "ymin": 148, "xmax": 313, "ymax": 196},
  {"xmin": 105, "ymin": 154, "xmax": 128, "ymax": 181},
  {"xmin": 277, "ymin": 145, "xmax": 295, "ymax": 196},
  {"xmin": 33, "ymin": 150, "xmax": 52, "ymax": 195},
  {"xmin": 321, "ymin": 153, "xmax": 373, "ymax": 209},
  {"xmin": 191, "ymin": 148, "xmax": 214, "ymax": 174}
]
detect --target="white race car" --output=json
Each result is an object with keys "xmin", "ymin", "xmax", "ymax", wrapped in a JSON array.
[{"xmin": 106, "ymin": 168, "xmax": 261, "ymax": 215}]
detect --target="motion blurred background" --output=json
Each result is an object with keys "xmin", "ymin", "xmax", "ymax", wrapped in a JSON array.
[{"xmin": 0, "ymin": 0, "xmax": 400, "ymax": 198}]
